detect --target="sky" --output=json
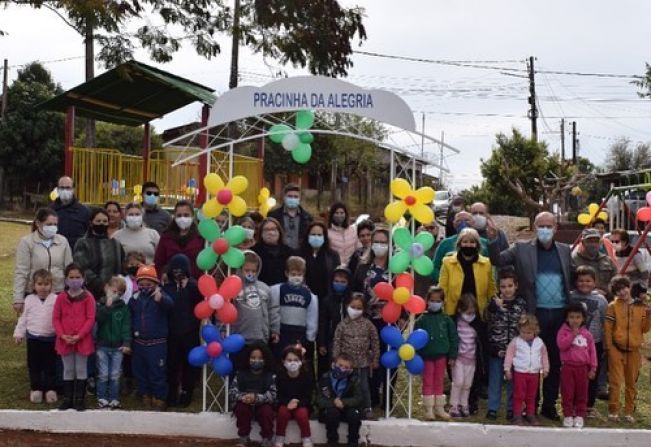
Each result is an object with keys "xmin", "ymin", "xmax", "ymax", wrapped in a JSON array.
[{"xmin": 2, "ymin": 0, "xmax": 651, "ymax": 190}]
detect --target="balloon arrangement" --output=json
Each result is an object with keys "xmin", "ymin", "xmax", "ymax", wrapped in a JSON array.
[
  {"xmin": 379, "ymin": 326, "xmax": 428, "ymax": 375},
  {"xmin": 257, "ymin": 187, "xmax": 277, "ymax": 218},
  {"xmin": 195, "ymin": 274, "xmax": 242, "ymax": 324},
  {"xmin": 133, "ymin": 184, "xmax": 143, "ymax": 203},
  {"xmin": 196, "ymin": 218, "xmax": 247, "ymax": 271},
  {"xmin": 202, "ymin": 173, "xmax": 249, "ymax": 218},
  {"xmin": 389, "ymin": 227, "xmax": 435, "ymax": 276},
  {"xmin": 184, "ymin": 178, "xmax": 198, "ymax": 196},
  {"xmin": 384, "ymin": 179, "xmax": 435, "ymax": 224},
  {"xmin": 49, "ymin": 187, "xmax": 59, "ymax": 202},
  {"xmin": 372, "ymin": 273, "xmax": 426, "ymax": 324},
  {"xmin": 577, "ymin": 203, "xmax": 608, "ymax": 226},
  {"xmin": 188, "ymin": 324, "xmax": 246, "ymax": 377},
  {"xmin": 636, "ymin": 192, "xmax": 651, "ymax": 222},
  {"xmin": 268, "ymin": 110, "xmax": 315, "ymax": 164}
]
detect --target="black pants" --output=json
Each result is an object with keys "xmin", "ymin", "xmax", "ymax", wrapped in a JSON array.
[
  {"xmin": 324, "ymin": 406, "xmax": 361, "ymax": 445},
  {"xmin": 536, "ymin": 308, "xmax": 565, "ymax": 412},
  {"xmin": 167, "ymin": 331, "xmax": 200, "ymax": 402},
  {"xmin": 27, "ymin": 338, "xmax": 57, "ymax": 392},
  {"xmin": 370, "ymin": 319, "xmax": 397, "ymax": 409},
  {"xmin": 588, "ymin": 342, "xmax": 604, "ymax": 408}
]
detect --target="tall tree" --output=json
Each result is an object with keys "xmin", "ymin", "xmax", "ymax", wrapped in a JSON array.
[
  {"xmin": 605, "ymin": 138, "xmax": 651, "ymax": 172},
  {"xmin": 74, "ymin": 122, "xmax": 163, "ymax": 155}
]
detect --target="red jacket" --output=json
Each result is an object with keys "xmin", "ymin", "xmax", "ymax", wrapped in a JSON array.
[
  {"xmin": 556, "ymin": 323, "xmax": 597, "ymax": 372},
  {"xmin": 154, "ymin": 231, "xmax": 204, "ymax": 279},
  {"xmin": 52, "ymin": 290, "xmax": 96, "ymax": 356}
]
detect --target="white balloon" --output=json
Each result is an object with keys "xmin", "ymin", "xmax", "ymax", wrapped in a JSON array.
[{"xmin": 282, "ymin": 133, "xmax": 300, "ymax": 152}]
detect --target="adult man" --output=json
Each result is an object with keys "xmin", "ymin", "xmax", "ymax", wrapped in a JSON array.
[
  {"xmin": 51, "ymin": 176, "xmax": 89, "ymax": 250},
  {"xmin": 141, "ymin": 181, "xmax": 171, "ymax": 234},
  {"xmin": 470, "ymin": 202, "xmax": 509, "ymax": 253},
  {"xmin": 487, "ymin": 211, "xmax": 572, "ymax": 421},
  {"xmin": 445, "ymin": 195, "xmax": 465, "ymax": 238},
  {"xmin": 268, "ymin": 183, "xmax": 313, "ymax": 250},
  {"xmin": 571, "ymin": 229, "xmax": 617, "ymax": 296}
]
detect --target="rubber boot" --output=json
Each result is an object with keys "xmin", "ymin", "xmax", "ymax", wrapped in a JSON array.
[
  {"xmin": 423, "ymin": 395, "xmax": 436, "ymax": 420},
  {"xmin": 58, "ymin": 381, "xmax": 74, "ymax": 410},
  {"xmin": 434, "ymin": 395, "xmax": 451, "ymax": 420},
  {"xmin": 73, "ymin": 380, "xmax": 86, "ymax": 411}
]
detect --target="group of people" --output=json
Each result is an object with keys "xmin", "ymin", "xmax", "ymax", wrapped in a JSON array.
[{"xmin": 10, "ymin": 176, "xmax": 651, "ymax": 446}]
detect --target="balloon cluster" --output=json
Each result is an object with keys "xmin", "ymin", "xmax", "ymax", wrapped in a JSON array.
[
  {"xmin": 389, "ymin": 227, "xmax": 435, "ymax": 276},
  {"xmin": 195, "ymin": 274, "xmax": 242, "ymax": 324},
  {"xmin": 202, "ymin": 173, "xmax": 249, "ymax": 218},
  {"xmin": 196, "ymin": 219, "xmax": 246, "ymax": 271},
  {"xmin": 257, "ymin": 187, "xmax": 277, "ymax": 218},
  {"xmin": 384, "ymin": 179, "xmax": 435, "ymax": 224},
  {"xmin": 372, "ymin": 273, "xmax": 426, "ymax": 323},
  {"xmin": 188, "ymin": 324, "xmax": 246, "ymax": 377},
  {"xmin": 637, "ymin": 192, "xmax": 651, "ymax": 222},
  {"xmin": 380, "ymin": 326, "xmax": 428, "ymax": 375},
  {"xmin": 268, "ymin": 110, "xmax": 315, "ymax": 164}
]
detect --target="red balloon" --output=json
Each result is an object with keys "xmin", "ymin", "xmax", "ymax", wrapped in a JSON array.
[
  {"xmin": 382, "ymin": 302, "xmax": 402, "ymax": 324},
  {"xmin": 217, "ymin": 301, "xmax": 238, "ymax": 324},
  {"xmin": 212, "ymin": 238, "xmax": 230, "ymax": 255},
  {"xmin": 373, "ymin": 282, "xmax": 394, "ymax": 301},
  {"xmin": 220, "ymin": 275, "xmax": 243, "ymax": 300},
  {"xmin": 217, "ymin": 189, "xmax": 233, "ymax": 205},
  {"xmin": 194, "ymin": 301, "xmax": 213, "ymax": 320},
  {"xmin": 395, "ymin": 273, "xmax": 414, "ymax": 291},
  {"xmin": 207, "ymin": 341, "xmax": 223, "ymax": 357},
  {"xmin": 637, "ymin": 207, "xmax": 651, "ymax": 222},
  {"xmin": 404, "ymin": 295, "xmax": 426, "ymax": 315},
  {"xmin": 198, "ymin": 274, "xmax": 218, "ymax": 298}
]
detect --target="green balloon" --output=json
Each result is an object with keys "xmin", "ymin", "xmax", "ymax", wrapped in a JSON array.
[
  {"xmin": 296, "ymin": 110, "xmax": 315, "ymax": 129},
  {"xmin": 225, "ymin": 225, "xmax": 246, "ymax": 246},
  {"xmin": 414, "ymin": 231, "xmax": 435, "ymax": 251},
  {"xmin": 269, "ymin": 124, "xmax": 292, "ymax": 144},
  {"xmin": 298, "ymin": 131, "xmax": 314, "ymax": 144},
  {"xmin": 389, "ymin": 251, "xmax": 411, "ymax": 274},
  {"xmin": 198, "ymin": 218, "xmax": 221, "ymax": 243},
  {"xmin": 392, "ymin": 227, "xmax": 413, "ymax": 251},
  {"xmin": 413, "ymin": 256, "xmax": 434, "ymax": 276},
  {"xmin": 223, "ymin": 247, "xmax": 245, "ymax": 269},
  {"xmin": 292, "ymin": 143, "xmax": 312, "ymax": 164},
  {"xmin": 197, "ymin": 247, "xmax": 218, "ymax": 271}
]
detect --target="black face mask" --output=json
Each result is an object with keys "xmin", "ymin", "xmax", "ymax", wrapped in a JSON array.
[
  {"xmin": 92, "ymin": 224, "xmax": 108, "ymax": 235},
  {"xmin": 126, "ymin": 266, "xmax": 139, "ymax": 276},
  {"xmin": 460, "ymin": 246, "xmax": 478, "ymax": 257}
]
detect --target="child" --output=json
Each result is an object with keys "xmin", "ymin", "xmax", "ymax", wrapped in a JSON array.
[
  {"xmin": 129, "ymin": 264, "xmax": 173, "ymax": 411},
  {"xmin": 270, "ymin": 256, "xmax": 318, "ymax": 356},
  {"xmin": 504, "ymin": 314, "xmax": 549, "ymax": 426},
  {"xmin": 332, "ymin": 293, "xmax": 380, "ymax": 420},
  {"xmin": 274, "ymin": 346, "xmax": 314, "ymax": 447},
  {"xmin": 414, "ymin": 285, "xmax": 458, "ymax": 421},
  {"xmin": 122, "ymin": 251, "xmax": 146, "ymax": 304},
  {"xmin": 557, "ymin": 302, "xmax": 597, "ymax": 428},
  {"xmin": 230, "ymin": 343, "xmax": 276, "ymax": 447},
  {"xmin": 318, "ymin": 266, "xmax": 352, "ymax": 378},
  {"xmin": 52, "ymin": 263, "xmax": 96, "ymax": 411},
  {"xmin": 485, "ymin": 269, "xmax": 527, "ymax": 420},
  {"xmin": 317, "ymin": 353, "xmax": 363, "ymax": 447},
  {"xmin": 95, "ymin": 276, "xmax": 131, "ymax": 409},
  {"xmin": 163, "ymin": 254, "xmax": 203, "ymax": 407},
  {"xmin": 568, "ymin": 265, "xmax": 608, "ymax": 417},
  {"xmin": 13, "ymin": 269, "xmax": 58, "ymax": 404},
  {"xmin": 604, "ymin": 275, "xmax": 651, "ymax": 423}
]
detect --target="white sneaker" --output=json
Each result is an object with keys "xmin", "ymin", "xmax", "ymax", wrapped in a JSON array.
[
  {"xmin": 302, "ymin": 438, "xmax": 314, "ymax": 447},
  {"xmin": 109, "ymin": 400, "xmax": 121, "ymax": 409},
  {"xmin": 29, "ymin": 390, "xmax": 43, "ymax": 403},
  {"xmin": 574, "ymin": 417, "xmax": 584, "ymax": 428},
  {"xmin": 563, "ymin": 416, "xmax": 574, "ymax": 427},
  {"xmin": 97, "ymin": 398, "xmax": 109, "ymax": 409},
  {"xmin": 45, "ymin": 390, "xmax": 58, "ymax": 403}
]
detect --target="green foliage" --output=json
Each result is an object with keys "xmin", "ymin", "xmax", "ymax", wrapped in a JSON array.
[{"xmin": 74, "ymin": 122, "xmax": 163, "ymax": 154}]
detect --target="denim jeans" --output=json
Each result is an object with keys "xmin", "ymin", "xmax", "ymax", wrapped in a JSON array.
[
  {"xmin": 97, "ymin": 347, "xmax": 123, "ymax": 401},
  {"xmin": 487, "ymin": 355, "xmax": 513, "ymax": 413}
]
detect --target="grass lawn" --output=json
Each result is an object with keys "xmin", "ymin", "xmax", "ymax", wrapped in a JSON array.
[{"xmin": 1, "ymin": 221, "xmax": 650, "ymax": 428}]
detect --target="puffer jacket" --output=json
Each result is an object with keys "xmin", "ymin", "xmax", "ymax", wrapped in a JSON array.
[
  {"xmin": 129, "ymin": 288, "xmax": 174, "ymax": 340},
  {"xmin": 415, "ymin": 309, "xmax": 458, "ymax": 359},
  {"xmin": 52, "ymin": 290, "xmax": 96, "ymax": 356},
  {"xmin": 96, "ymin": 296, "xmax": 131, "ymax": 349},
  {"xmin": 328, "ymin": 224, "xmax": 360, "ymax": 266},
  {"xmin": 332, "ymin": 316, "xmax": 380, "ymax": 369},
  {"xmin": 604, "ymin": 297, "xmax": 651, "ymax": 352},
  {"xmin": 73, "ymin": 234, "xmax": 124, "ymax": 299},
  {"xmin": 485, "ymin": 295, "xmax": 527, "ymax": 357}
]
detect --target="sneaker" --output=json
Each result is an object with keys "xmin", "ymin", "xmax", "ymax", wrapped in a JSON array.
[
  {"xmin": 512, "ymin": 416, "xmax": 525, "ymax": 426},
  {"xmin": 109, "ymin": 400, "xmax": 121, "ymax": 409},
  {"xmin": 460, "ymin": 406, "xmax": 470, "ymax": 417},
  {"xmin": 261, "ymin": 438, "xmax": 273, "ymax": 447},
  {"xmin": 525, "ymin": 415, "xmax": 540, "ymax": 426},
  {"xmin": 486, "ymin": 410, "xmax": 498, "ymax": 420},
  {"xmin": 97, "ymin": 399, "xmax": 109, "ymax": 409},
  {"xmin": 45, "ymin": 390, "xmax": 58, "ymax": 403},
  {"xmin": 586, "ymin": 408, "xmax": 602, "ymax": 419},
  {"xmin": 235, "ymin": 436, "xmax": 250, "ymax": 447},
  {"xmin": 449, "ymin": 406, "xmax": 463, "ymax": 418},
  {"xmin": 607, "ymin": 414, "xmax": 619, "ymax": 422},
  {"xmin": 29, "ymin": 390, "xmax": 43, "ymax": 403},
  {"xmin": 574, "ymin": 417, "xmax": 584, "ymax": 428},
  {"xmin": 563, "ymin": 417, "xmax": 574, "ymax": 428},
  {"xmin": 86, "ymin": 378, "xmax": 96, "ymax": 396},
  {"xmin": 301, "ymin": 438, "xmax": 314, "ymax": 447},
  {"xmin": 273, "ymin": 435, "xmax": 285, "ymax": 447},
  {"xmin": 623, "ymin": 415, "xmax": 635, "ymax": 423}
]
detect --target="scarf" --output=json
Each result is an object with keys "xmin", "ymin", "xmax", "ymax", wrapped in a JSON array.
[{"xmin": 457, "ymin": 251, "xmax": 478, "ymax": 297}]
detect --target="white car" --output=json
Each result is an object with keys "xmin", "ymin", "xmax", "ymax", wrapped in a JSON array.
[{"xmin": 433, "ymin": 190, "xmax": 452, "ymax": 215}]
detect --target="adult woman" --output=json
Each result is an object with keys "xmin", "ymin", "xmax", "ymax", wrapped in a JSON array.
[
  {"xmin": 347, "ymin": 219, "xmax": 375, "ymax": 275},
  {"xmin": 301, "ymin": 221, "xmax": 341, "ymax": 305},
  {"xmin": 252, "ymin": 217, "xmax": 294, "ymax": 287},
  {"xmin": 610, "ymin": 228, "xmax": 648, "ymax": 292},
  {"xmin": 154, "ymin": 200, "xmax": 204, "ymax": 280},
  {"xmin": 327, "ymin": 202, "xmax": 359, "ymax": 266},
  {"xmin": 73, "ymin": 208, "xmax": 125, "ymax": 299},
  {"xmin": 13, "ymin": 208, "xmax": 73, "ymax": 314},
  {"xmin": 113, "ymin": 203, "xmax": 161, "ymax": 264},
  {"xmin": 104, "ymin": 201, "xmax": 123, "ymax": 238},
  {"xmin": 237, "ymin": 216, "xmax": 257, "ymax": 251}
]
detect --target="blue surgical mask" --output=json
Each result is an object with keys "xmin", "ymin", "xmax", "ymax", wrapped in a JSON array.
[
  {"xmin": 139, "ymin": 286, "xmax": 154, "ymax": 296},
  {"xmin": 537, "ymin": 227, "xmax": 554, "ymax": 244},
  {"xmin": 284, "ymin": 196, "xmax": 300, "ymax": 209},
  {"xmin": 308, "ymin": 235, "xmax": 324, "ymax": 248},
  {"xmin": 244, "ymin": 273, "xmax": 256, "ymax": 283},
  {"xmin": 428, "ymin": 302, "xmax": 443, "ymax": 312},
  {"xmin": 457, "ymin": 221, "xmax": 468, "ymax": 231},
  {"xmin": 332, "ymin": 282, "xmax": 348, "ymax": 293},
  {"xmin": 250, "ymin": 360, "xmax": 264, "ymax": 371},
  {"xmin": 143, "ymin": 194, "xmax": 158, "ymax": 206},
  {"xmin": 332, "ymin": 366, "xmax": 352, "ymax": 379}
]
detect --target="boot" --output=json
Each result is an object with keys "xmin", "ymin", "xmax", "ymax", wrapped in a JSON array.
[
  {"xmin": 422, "ymin": 395, "xmax": 435, "ymax": 421},
  {"xmin": 58, "ymin": 381, "xmax": 74, "ymax": 410},
  {"xmin": 434, "ymin": 395, "xmax": 451, "ymax": 420},
  {"xmin": 73, "ymin": 380, "xmax": 86, "ymax": 411},
  {"xmin": 151, "ymin": 397, "xmax": 167, "ymax": 411},
  {"xmin": 142, "ymin": 395, "xmax": 152, "ymax": 409}
]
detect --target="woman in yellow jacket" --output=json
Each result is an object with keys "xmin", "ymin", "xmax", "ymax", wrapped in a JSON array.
[{"xmin": 439, "ymin": 228, "xmax": 496, "ymax": 318}]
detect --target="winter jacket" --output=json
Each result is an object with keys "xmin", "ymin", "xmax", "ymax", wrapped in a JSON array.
[
  {"xmin": 162, "ymin": 254, "xmax": 203, "ymax": 337},
  {"xmin": 113, "ymin": 226, "xmax": 160, "ymax": 264},
  {"xmin": 51, "ymin": 197, "xmax": 89, "ymax": 250},
  {"xmin": 301, "ymin": 246, "xmax": 341, "ymax": 301},
  {"xmin": 571, "ymin": 250, "xmax": 617, "ymax": 294},
  {"xmin": 318, "ymin": 281, "xmax": 352, "ymax": 350},
  {"xmin": 52, "ymin": 290, "xmax": 96, "ymax": 356},
  {"xmin": 252, "ymin": 242, "xmax": 295, "ymax": 287},
  {"xmin": 317, "ymin": 371, "xmax": 363, "ymax": 410},
  {"xmin": 142, "ymin": 207, "xmax": 172, "ymax": 235},
  {"xmin": 453, "ymin": 314, "xmax": 488, "ymax": 377},
  {"xmin": 332, "ymin": 316, "xmax": 380, "ymax": 369},
  {"xmin": 96, "ymin": 297, "xmax": 131, "ymax": 349},
  {"xmin": 328, "ymin": 224, "xmax": 360, "ymax": 266},
  {"xmin": 569, "ymin": 290, "xmax": 608, "ymax": 343},
  {"xmin": 268, "ymin": 205, "xmax": 313, "ymax": 250},
  {"xmin": 556, "ymin": 323, "xmax": 597, "ymax": 371},
  {"xmin": 13, "ymin": 231, "xmax": 73, "ymax": 304},
  {"xmin": 154, "ymin": 230, "xmax": 204, "ymax": 279},
  {"xmin": 432, "ymin": 234, "xmax": 489, "ymax": 283},
  {"xmin": 504, "ymin": 336, "xmax": 549, "ymax": 374},
  {"xmin": 72, "ymin": 234, "xmax": 124, "ymax": 299},
  {"xmin": 415, "ymin": 310, "xmax": 459, "ymax": 359},
  {"xmin": 14, "ymin": 293, "xmax": 57, "ymax": 339},
  {"xmin": 486, "ymin": 295, "xmax": 527, "ymax": 356},
  {"xmin": 229, "ymin": 370, "xmax": 277, "ymax": 406},
  {"xmin": 270, "ymin": 283, "xmax": 319, "ymax": 342},
  {"xmin": 439, "ymin": 254, "xmax": 496, "ymax": 317},
  {"xmin": 604, "ymin": 297, "xmax": 651, "ymax": 352},
  {"xmin": 276, "ymin": 371, "xmax": 314, "ymax": 407},
  {"xmin": 129, "ymin": 288, "xmax": 174, "ymax": 340}
]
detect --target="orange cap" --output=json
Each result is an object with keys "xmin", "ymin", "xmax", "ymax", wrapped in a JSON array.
[{"xmin": 136, "ymin": 265, "xmax": 159, "ymax": 284}]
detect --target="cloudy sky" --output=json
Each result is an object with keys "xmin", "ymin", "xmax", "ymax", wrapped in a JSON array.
[{"xmin": 2, "ymin": 0, "xmax": 651, "ymax": 190}]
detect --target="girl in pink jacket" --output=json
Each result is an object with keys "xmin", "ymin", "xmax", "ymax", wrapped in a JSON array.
[{"xmin": 556, "ymin": 302, "xmax": 597, "ymax": 429}]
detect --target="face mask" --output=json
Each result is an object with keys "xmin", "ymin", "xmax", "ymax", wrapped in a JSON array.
[
  {"xmin": 175, "ymin": 216, "xmax": 193, "ymax": 230},
  {"xmin": 126, "ymin": 266, "xmax": 139, "ymax": 276},
  {"xmin": 583, "ymin": 245, "xmax": 599, "ymax": 257},
  {"xmin": 41, "ymin": 224, "xmax": 58, "ymax": 239},
  {"xmin": 65, "ymin": 278, "xmax": 84, "ymax": 292},
  {"xmin": 472, "ymin": 215, "xmax": 487, "ymax": 230},
  {"xmin": 461, "ymin": 312, "xmax": 476, "ymax": 322},
  {"xmin": 428, "ymin": 301, "xmax": 443, "ymax": 312},
  {"xmin": 452, "ymin": 205, "xmax": 462, "ymax": 213},
  {"xmin": 333, "ymin": 215, "xmax": 346, "ymax": 226},
  {"xmin": 139, "ymin": 286, "xmax": 154, "ymax": 296},
  {"xmin": 244, "ymin": 272, "xmax": 257, "ymax": 283},
  {"xmin": 250, "ymin": 360, "xmax": 265, "ymax": 371},
  {"xmin": 126, "ymin": 215, "xmax": 143, "ymax": 229},
  {"xmin": 284, "ymin": 196, "xmax": 300, "ymax": 209},
  {"xmin": 143, "ymin": 194, "xmax": 158, "ymax": 206},
  {"xmin": 288, "ymin": 275, "xmax": 303, "ymax": 286},
  {"xmin": 244, "ymin": 228, "xmax": 255, "ymax": 240},
  {"xmin": 536, "ymin": 227, "xmax": 554, "ymax": 244},
  {"xmin": 58, "ymin": 188, "xmax": 74, "ymax": 203},
  {"xmin": 460, "ymin": 246, "xmax": 478, "ymax": 257},
  {"xmin": 172, "ymin": 270, "xmax": 187, "ymax": 282},
  {"xmin": 105, "ymin": 290, "xmax": 119, "ymax": 301},
  {"xmin": 347, "ymin": 306, "xmax": 363, "ymax": 319},
  {"xmin": 262, "ymin": 231, "xmax": 279, "ymax": 244},
  {"xmin": 332, "ymin": 366, "xmax": 352, "ymax": 379},
  {"xmin": 371, "ymin": 243, "xmax": 389, "ymax": 257},
  {"xmin": 92, "ymin": 224, "xmax": 108, "ymax": 235},
  {"xmin": 457, "ymin": 221, "xmax": 469, "ymax": 231},
  {"xmin": 332, "ymin": 282, "xmax": 348, "ymax": 293},
  {"xmin": 284, "ymin": 360, "xmax": 302, "ymax": 373},
  {"xmin": 308, "ymin": 235, "xmax": 325, "ymax": 248}
]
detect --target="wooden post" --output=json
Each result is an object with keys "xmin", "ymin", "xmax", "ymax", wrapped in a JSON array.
[
  {"xmin": 142, "ymin": 122, "xmax": 151, "ymax": 181},
  {"xmin": 197, "ymin": 104, "xmax": 210, "ymax": 206},
  {"xmin": 64, "ymin": 106, "xmax": 75, "ymax": 176}
]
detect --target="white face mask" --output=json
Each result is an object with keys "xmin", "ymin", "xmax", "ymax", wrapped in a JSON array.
[
  {"xmin": 244, "ymin": 228, "xmax": 255, "ymax": 240},
  {"xmin": 41, "ymin": 224, "xmax": 58, "ymax": 239},
  {"xmin": 371, "ymin": 243, "xmax": 389, "ymax": 257},
  {"xmin": 472, "ymin": 214, "xmax": 487, "ymax": 230},
  {"xmin": 175, "ymin": 216, "xmax": 193, "ymax": 230},
  {"xmin": 347, "ymin": 306, "xmax": 364, "ymax": 319},
  {"xmin": 461, "ymin": 313, "xmax": 476, "ymax": 322},
  {"xmin": 284, "ymin": 360, "xmax": 302, "ymax": 373},
  {"xmin": 58, "ymin": 188, "xmax": 74, "ymax": 202},
  {"xmin": 126, "ymin": 215, "xmax": 143, "ymax": 229},
  {"xmin": 288, "ymin": 275, "xmax": 303, "ymax": 286}
]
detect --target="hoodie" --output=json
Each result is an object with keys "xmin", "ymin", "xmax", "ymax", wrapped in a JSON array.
[
  {"xmin": 163, "ymin": 254, "xmax": 203, "ymax": 337},
  {"xmin": 557, "ymin": 323, "xmax": 597, "ymax": 371},
  {"xmin": 318, "ymin": 268, "xmax": 352, "ymax": 350}
]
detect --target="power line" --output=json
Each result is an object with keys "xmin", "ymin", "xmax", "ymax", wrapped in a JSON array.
[{"xmin": 0, "ymin": 55, "xmax": 85, "ymax": 71}]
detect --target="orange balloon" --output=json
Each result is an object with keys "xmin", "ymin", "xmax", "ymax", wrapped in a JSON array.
[
  {"xmin": 395, "ymin": 273, "xmax": 414, "ymax": 291},
  {"xmin": 198, "ymin": 274, "xmax": 218, "ymax": 298},
  {"xmin": 194, "ymin": 301, "xmax": 213, "ymax": 320},
  {"xmin": 217, "ymin": 301, "xmax": 238, "ymax": 324},
  {"xmin": 382, "ymin": 302, "xmax": 403, "ymax": 324},
  {"xmin": 404, "ymin": 295, "xmax": 426, "ymax": 315},
  {"xmin": 373, "ymin": 282, "xmax": 394, "ymax": 301},
  {"xmin": 220, "ymin": 275, "xmax": 243, "ymax": 300},
  {"xmin": 637, "ymin": 207, "xmax": 651, "ymax": 222}
]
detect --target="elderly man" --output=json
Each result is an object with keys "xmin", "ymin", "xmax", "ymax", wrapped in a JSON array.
[
  {"xmin": 51, "ymin": 176, "xmax": 89, "ymax": 250},
  {"xmin": 487, "ymin": 211, "xmax": 573, "ymax": 421},
  {"xmin": 572, "ymin": 229, "xmax": 617, "ymax": 296},
  {"xmin": 268, "ymin": 183, "xmax": 313, "ymax": 250},
  {"xmin": 470, "ymin": 202, "xmax": 509, "ymax": 253}
]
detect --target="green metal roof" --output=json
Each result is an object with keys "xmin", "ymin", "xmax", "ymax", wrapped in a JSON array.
[{"xmin": 39, "ymin": 60, "xmax": 216, "ymax": 126}]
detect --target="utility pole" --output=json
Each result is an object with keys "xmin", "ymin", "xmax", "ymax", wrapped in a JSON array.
[
  {"xmin": 1, "ymin": 59, "xmax": 7, "ymax": 121},
  {"xmin": 560, "ymin": 118, "xmax": 565, "ymax": 162},
  {"xmin": 572, "ymin": 121, "xmax": 577, "ymax": 164},
  {"xmin": 229, "ymin": 0, "xmax": 241, "ymax": 90},
  {"xmin": 527, "ymin": 56, "xmax": 538, "ymax": 142}
]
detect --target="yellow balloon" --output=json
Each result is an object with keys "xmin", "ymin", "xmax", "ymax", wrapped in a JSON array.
[
  {"xmin": 133, "ymin": 194, "xmax": 143, "ymax": 203},
  {"xmin": 228, "ymin": 176, "xmax": 249, "ymax": 195},
  {"xmin": 414, "ymin": 186, "xmax": 435, "ymax": 204},
  {"xmin": 229, "ymin": 195, "xmax": 248, "ymax": 217},
  {"xmin": 49, "ymin": 189, "xmax": 58, "ymax": 201},
  {"xmin": 393, "ymin": 287, "xmax": 410, "ymax": 305},
  {"xmin": 597, "ymin": 211, "xmax": 608, "ymax": 221},
  {"xmin": 202, "ymin": 199, "xmax": 222, "ymax": 218},
  {"xmin": 390, "ymin": 178, "xmax": 412, "ymax": 199},
  {"xmin": 204, "ymin": 173, "xmax": 224, "ymax": 194},
  {"xmin": 258, "ymin": 187, "xmax": 270, "ymax": 203},
  {"xmin": 384, "ymin": 200, "xmax": 408, "ymax": 223},
  {"xmin": 588, "ymin": 203, "xmax": 599, "ymax": 216},
  {"xmin": 133, "ymin": 184, "xmax": 142, "ymax": 195},
  {"xmin": 410, "ymin": 204, "xmax": 434, "ymax": 225},
  {"xmin": 577, "ymin": 214, "xmax": 591, "ymax": 226},
  {"xmin": 398, "ymin": 344, "xmax": 415, "ymax": 361}
]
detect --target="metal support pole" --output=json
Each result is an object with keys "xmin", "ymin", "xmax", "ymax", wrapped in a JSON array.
[
  {"xmin": 142, "ymin": 122, "xmax": 151, "ymax": 181},
  {"xmin": 197, "ymin": 105, "xmax": 211, "ymax": 206},
  {"xmin": 64, "ymin": 106, "xmax": 75, "ymax": 176}
]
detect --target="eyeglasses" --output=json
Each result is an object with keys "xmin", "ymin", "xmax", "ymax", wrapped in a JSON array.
[{"xmin": 145, "ymin": 191, "xmax": 160, "ymax": 196}]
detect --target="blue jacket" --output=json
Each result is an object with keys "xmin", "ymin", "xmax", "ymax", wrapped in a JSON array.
[
  {"xmin": 51, "ymin": 198, "xmax": 89, "ymax": 250},
  {"xmin": 129, "ymin": 288, "xmax": 173, "ymax": 340}
]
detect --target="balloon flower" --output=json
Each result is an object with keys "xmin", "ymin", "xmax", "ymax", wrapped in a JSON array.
[
  {"xmin": 268, "ymin": 110, "xmax": 315, "ymax": 164},
  {"xmin": 202, "ymin": 173, "xmax": 248, "ymax": 218},
  {"xmin": 188, "ymin": 324, "xmax": 246, "ymax": 377},
  {"xmin": 195, "ymin": 274, "xmax": 242, "ymax": 324},
  {"xmin": 49, "ymin": 187, "xmax": 59, "ymax": 202},
  {"xmin": 258, "ymin": 187, "xmax": 277, "ymax": 218},
  {"xmin": 372, "ymin": 273, "xmax": 426, "ymax": 323},
  {"xmin": 389, "ymin": 227, "xmax": 435, "ymax": 276},
  {"xmin": 379, "ymin": 326, "xmax": 428, "ymax": 375},
  {"xmin": 577, "ymin": 203, "xmax": 608, "ymax": 226},
  {"xmin": 133, "ymin": 184, "xmax": 143, "ymax": 203},
  {"xmin": 184, "ymin": 178, "xmax": 198, "ymax": 196},
  {"xmin": 196, "ymin": 219, "xmax": 246, "ymax": 271},
  {"xmin": 636, "ymin": 192, "xmax": 651, "ymax": 222},
  {"xmin": 384, "ymin": 179, "xmax": 435, "ymax": 225}
]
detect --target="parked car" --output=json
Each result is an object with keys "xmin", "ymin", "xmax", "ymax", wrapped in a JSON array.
[{"xmin": 433, "ymin": 190, "xmax": 452, "ymax": 215}]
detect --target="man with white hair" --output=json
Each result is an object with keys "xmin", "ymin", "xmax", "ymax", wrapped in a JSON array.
[
  {"xmin": 470, "ymin": 202, "xmax": 509, "ymax": 253},
  {"xmin": 51, "ymin": 176, "xmax": 89, "ymax": 250}
]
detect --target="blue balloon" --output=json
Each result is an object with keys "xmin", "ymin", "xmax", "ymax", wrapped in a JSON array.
[
  {"xmin": 381, "ymin": 350, "xmax": 401, "ymax": 369},
  {"xmin": 201, "ymin": 324, "xmax": 221, "ymax": 344},
  {"xmin": 212, "ymin": 355, "xmax": 233, "ymax": 376},
  {"xmin": 380, "ymin": 325, "xmax": 404, "ymax": 349},
  {"xmin": 407, "ymin": 329, "xmax": 429, "ymax": 351},
  {"xmin": 405, "ymin": 355, "xmax": 425, "ymax": 375},
  {"xmin": 222, "ymin": 334, "xmax": 246, "ymax": 354},
  {"xmin": 188, "ymin": 345, "xmax": 210, "ymax": 367}
]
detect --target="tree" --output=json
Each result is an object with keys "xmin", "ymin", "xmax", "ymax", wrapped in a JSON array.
[
  {"xmin": 604, "ymin": 138, "xmax": 651, "ymax": 172},
  {"xmin": 74, "ymin": 122, "xmax": 163, "ymax": 155}
]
